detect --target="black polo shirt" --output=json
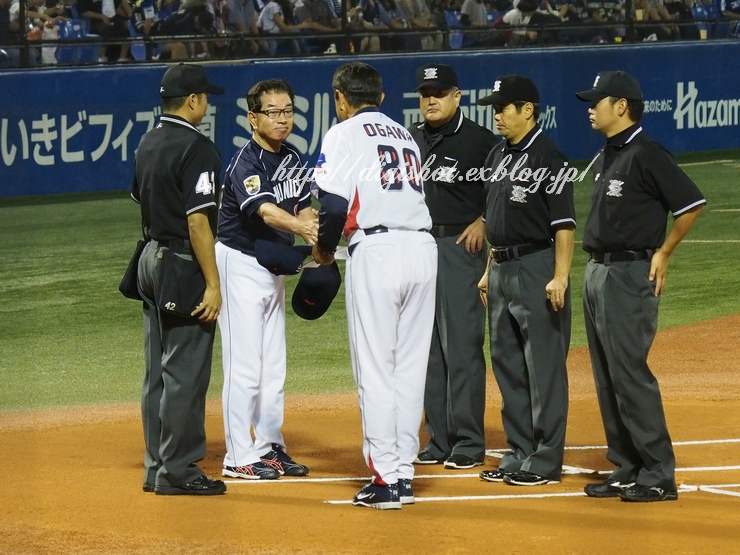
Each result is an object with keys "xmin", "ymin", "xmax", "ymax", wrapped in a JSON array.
[
  {"xmin": 131, "ymin": 114, "xmax": 220, "ymax": 241},
  {"xmin": 582, "ymin": 124, "xmax": 706, "ymax": 253},
  {"xmin": 408, "ymin": 108, "xmax": 497, "ymax": 226},
  {"xmin": 217, "ymin": 139, "xmax": 311, "ymax": 255},
  {"xmin": 484, "ymin": 125, "xmax": 576, "ymax": 246}
]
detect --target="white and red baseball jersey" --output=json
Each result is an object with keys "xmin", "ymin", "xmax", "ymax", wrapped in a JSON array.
[
  {"xmin": 313, "ymin": 108, "xmax": 432, "ymax": 242},
  {"xmin": 314, "ymin": 107, "xmax": 438, "ymax": 488}
]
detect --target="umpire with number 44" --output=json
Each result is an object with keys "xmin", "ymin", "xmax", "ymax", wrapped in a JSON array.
[
  {"xmin": 576, "ymin": 70, "xmax": 706, "ymax": 503},
  {"xmin": 133, "ymin": 64, "xmax": 226, "ymax": 496}
]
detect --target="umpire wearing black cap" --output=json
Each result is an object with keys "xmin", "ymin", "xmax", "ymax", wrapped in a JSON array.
[
  {"xmin": 576, "ymin": 70, "xmax": 706, "ymax": 503},
  {"xmin": 409, "ymin": 64, "xmax": 497, "ymax": 470},
  {"xmin": 476, "ymin": 74, "xmax": 576, "ymax": 487},
  {"xmin": 132, "ymin": 63, "xmax": 226, "ymax": 495}
]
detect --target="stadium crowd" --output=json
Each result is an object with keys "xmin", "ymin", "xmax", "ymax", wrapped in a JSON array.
[{"xmin": 1, "ymin": 0, "xmax": 738, "ymax": 67}]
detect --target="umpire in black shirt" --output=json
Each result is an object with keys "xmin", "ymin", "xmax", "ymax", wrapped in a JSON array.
[
  {"xmin": 132, "ymin": 64, "xmax": 226, "ymax": 496},
  {"xmin": 477, "ymin": 75, "xmax": 576, "ymax": 487},
  {"xmin": 576, "ymin": 70, "xmax": 705, "ymax": 503},
  {"xmin": 409, "ymin": 64, "xmax": 497, "ymax": 470}
]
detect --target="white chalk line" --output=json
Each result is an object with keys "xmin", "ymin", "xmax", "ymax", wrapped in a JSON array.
[
  {"xmin": 224, "ymin": 438, "xmax": 740, "ymax": 486},
  {"xmin": 223, "ymin": 437, "xmax": 740, "ymax": 503},
  {"xmin": 573, "ymin": 239, "xmax": 740, "ymax": 244},
  {"xmin": 326, "ymin": 492, "xmax": 587, "ymax": 505},
  {"xmin": 681, "ymin": 159, "xmax": 734, "ymax": 167},
  {"xmin": 325, "ymin": 485, "xmax": 710, "ymax": 505},
  {"xmin": 484, "ymin": 437, "xmax": 740, "ymax": 456},
  {"xmin": 224, "ymin": 464, "xmax": 740, "ymax": 487},
  {"xmin": 699, "ymin": 486, "xmax": 740, "ymax": 498}
]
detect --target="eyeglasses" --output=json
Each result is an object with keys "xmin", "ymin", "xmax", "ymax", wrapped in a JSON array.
[{"xmin": 253, "ymin": 108, "xmax": 294, "ymax": 119}]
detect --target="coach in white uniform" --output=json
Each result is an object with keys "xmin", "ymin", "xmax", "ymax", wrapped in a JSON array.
[{"xmin": 312, "ymin": 62, "xmax": 438, "ymax": 510}]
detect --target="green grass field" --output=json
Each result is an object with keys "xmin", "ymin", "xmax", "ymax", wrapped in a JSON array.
[{"xmin": 1, "ymin": 150, "xmax": 738, "ymax": 412}]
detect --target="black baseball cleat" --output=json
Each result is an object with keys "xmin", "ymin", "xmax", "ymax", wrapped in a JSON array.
[
  {"xmin": 260, "ymin": 444, "xmax": 309, "ymax": 476},
  {"xmin": 154, "ymin": 475, "xmax": 227, "ymax": 496},
  {"xmin": 222, "ymin": 462, "xmax": 280, "ymax": 480},
  {"xmin": 619, "ymin": 484, "xmax": 678, "ymax": 502},
  {"xmin": 479, "ymin": 468, "xmax": 512, "ymax": 482},
  {"xmin": 414, "ymin": 451, "xmax": 444, "ymax": 465},
  {"xmin": 584, "ymin": 480, "xmax": 634, "ymax": 498},
  {"xmin": 398, "ymin": 478, "xmax": 415, "ymax": 505},
  {"xmin": 142, "ymin": 483, "xmax": 154, "ymax": 493},
  {"xmin": 444, "ymin": 454, "xmax": 484, "ymax": 470},
  {"xmin": 352, "ymin": 481, "xmax": 402, "ymax": 510}
]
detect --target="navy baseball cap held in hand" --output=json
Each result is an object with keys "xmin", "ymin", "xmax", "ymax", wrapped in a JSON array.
[
  {"xmin": 576, "ymin": 70, "xmax": 643, "ymax": 102},
  {"xmin": 416, "ymin": 64, "xmax": 458, "ymax": 91},
  {"xmin": 477, "ymin": 74, "xmax": 540, "ymax": 106},
  {"xmin": 292, "ymin": 262, "xmax": 342, "ymax": 320},
  {"xmin": 255, "ymin": 240, "xmax": 313, "ymax": 276},
  {"xmin": 160, "ymin": 63, "xmax": 225, "ymax": 98}
]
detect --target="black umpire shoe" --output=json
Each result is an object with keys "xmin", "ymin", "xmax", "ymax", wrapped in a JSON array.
[
  {"xmin": 444, "ymin": 454, "xmax": 484, "ymax": 469},
  {"xmin": 414, "ymin": 450, "xmax": 444, "ymax": 465},
  {"xmin": 503, "ymin": 470, "xmax": 560, "ymax": 486},
  {"xmin": 619, "ymin": 484, "xmax": 678, "ymax": 503},
  {"xmin": 584, "ymin": 480, "xmax": 635, "ymax": 498},
  {"xmin": 154, "ymin": 475, "xmax": 227, "ymax": 496},
  {"xmin": 479, "ymin": 468, "xmax": 512, "ymax": 482}
]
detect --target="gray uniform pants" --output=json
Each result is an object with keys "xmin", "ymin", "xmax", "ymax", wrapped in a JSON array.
[
  {"xmin": 583, "ymin": 259, "xmax": 676, "ymax": 489},
  {"xmin": 487, "ymin": 248, "xmax": 569, "ymax": 480},
  {"xmin": 422, "ymin": 236, "xmax": 487, "ymax": 460},
  {"xmin": 138, "ymin": 241, "xmax": 216, "ymax": 489}
]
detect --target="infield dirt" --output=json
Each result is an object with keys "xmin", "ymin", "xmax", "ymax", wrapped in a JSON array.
[{"xmin": 1, "ymin": 316, "xmax": 739, "ymax": 555}]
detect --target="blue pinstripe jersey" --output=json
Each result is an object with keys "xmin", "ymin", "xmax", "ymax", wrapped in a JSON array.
[{"xmin": 217, "ymin": 139, "xmax": 311, "ymax": 255}]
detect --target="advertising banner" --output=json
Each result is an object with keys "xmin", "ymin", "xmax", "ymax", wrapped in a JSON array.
[{"xmin": 1, "ymin": 41, "xmax": 739, "ymax": 197}]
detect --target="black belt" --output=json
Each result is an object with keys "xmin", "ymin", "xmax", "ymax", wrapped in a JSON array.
[
  {"xmin": 429, "ymin": 224, "xmax": 469, "ymax": 238},
  {"xmin": 152, "ymin": 237, "xmax": 192, "ymax": 251},
  {"xmin": 590, "ymin": 250, "xmax": 653, "ymax": 264},
  {"xmin": 348, "ymin": 226, "xmax": 428, "ymax": 256},
  {"xmin": 490, "ymin": 242, "xmax": 551, "ymax": 263},
  {"xmin": 363, "ymin": 225, "xmax": 428, "ymax": 235}
]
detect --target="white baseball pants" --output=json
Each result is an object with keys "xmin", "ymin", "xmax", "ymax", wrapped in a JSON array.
[
  {"xmin": 216, "ymin": 242, "xmax": 288, "ymax": 467},
  {"xmin": 346, "ymin": 230, "xmax": 438, "ymax": 485}
]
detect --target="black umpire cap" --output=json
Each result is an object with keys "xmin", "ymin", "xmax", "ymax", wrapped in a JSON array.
[
  {"xmin": 255, "ymin": 240, "xmax": 313, "ymax": 276},
  {"xmin": 477, "ymin": 74, "xmax": 540, "ymax": 106},
  {"xmin": 160, "ymin": 63, "xmax": 225, "ymax": 98},
  {"xmin": 292, "ymin": 262, "xmax": 342, "ymax": 320},
  {"xmin": 416, "ymin": 64, "xmax": 458, "ymax": 91},
  {"xmin": 575, "ymin": 70, "xmax": 643, "ymax": 102}
]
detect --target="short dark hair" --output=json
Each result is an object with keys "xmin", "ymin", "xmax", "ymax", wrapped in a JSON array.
[
  {"xmin": 512, "ymin": 100, "xmax": 540, "ymax": 120},
  {"xmin": 608, "ymin": 96, "xmax": 645, "ymax": 122},
  {"xmin": 332, "ymin": 62, "xmax": 383, "ymax": 109},
  {"xmin": 162, "ymin": 95, "xmax": 189, "ymax": 112},
  {"xmin": 247, "ymin": 79, "xmax": 295, "ymax": 112}
]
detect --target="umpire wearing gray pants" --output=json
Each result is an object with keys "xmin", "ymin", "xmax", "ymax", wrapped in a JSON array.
[
  {"xmin": 576, "ymin": 70, "xmax": 705, "ymax": 503},
  {"xmin": 408, "ymin": 64, "xmax": 497, "ymax": 469},
  {"xmin": 476, "ymin": 75, "xmax": 575, "ymax": 487},
  {"xmin": 132, "ymin": 64, "xmax": 227, "ymax": 496}
]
